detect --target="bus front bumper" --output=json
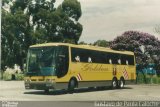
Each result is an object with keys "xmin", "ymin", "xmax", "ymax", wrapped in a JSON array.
[{"xmin": 24, "ymin": 80, "xmax": 56, "ymax": 90}]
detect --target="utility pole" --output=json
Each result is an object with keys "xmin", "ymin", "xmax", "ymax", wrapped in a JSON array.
[{"xmin": 139, "ymin": 45, "xmax": 147, "ymax": 83}]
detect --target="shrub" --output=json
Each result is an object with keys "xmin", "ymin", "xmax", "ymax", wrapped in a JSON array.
[
  {"xmin": 136, "ymin": 73, "xmax": 160, "ymax": 84},
  {"xmin": 158, "ymin": 78, "xmax": 160, "ymax": 84},
  {"xmin": 152, "ymin": 77, "xmax": 158, "ymax": 84},
  {"xmin": 2, "ymin": 72, "xmax": 24, "ymax": 81},
  {"xmin": 3, "ymin": 72, "xmax": 12, "ymax": 81},
  {"xmin": 136, "ymin": 73, "xmax": 146, "ymax": 84},
  {"xmin": 15, "ymin": 73, "xmax": 24, "ymax": 80}
]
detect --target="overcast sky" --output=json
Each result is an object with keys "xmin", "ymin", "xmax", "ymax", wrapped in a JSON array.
[{"xmin": 56, "ymin": 0, "xmax": 160, "ymax": 43}]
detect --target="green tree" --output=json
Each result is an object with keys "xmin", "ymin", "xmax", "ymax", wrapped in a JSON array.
[
  {"xmin": 55, "ymin": 0, "xmax": 83, "ymax": 44},
  {"xmin": 2, "ymin": 3, "xmax": 33, "ymax": 71},
  {"xmin": 78, "ymin": 41, "xmax": 88, "ymax": 45},
  {"xmin": 93, "ymin": 40, "xmax": 109, "ymax": 47},
  {"xmin": 1, "ymin": 0, "xmax": 83, "ymax": 72}
]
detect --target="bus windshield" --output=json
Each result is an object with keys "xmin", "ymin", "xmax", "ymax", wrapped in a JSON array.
[{"xmin": 26, "ymin": 47, "xmax": 56, "ymax": 76}]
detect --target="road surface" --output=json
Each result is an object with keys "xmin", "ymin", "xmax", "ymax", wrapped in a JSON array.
[
  {"xmin": 0, "ymin": 81, "xmax": 160, "ymax": 107},
  {"xmin": 1, "ymin": 81, "xmax": 160, "ymax": 101}
]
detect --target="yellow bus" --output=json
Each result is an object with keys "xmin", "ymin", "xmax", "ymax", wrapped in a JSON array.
[{"xmin": 24, "ymin": 43, "xmax": 136, "ymax": 92}]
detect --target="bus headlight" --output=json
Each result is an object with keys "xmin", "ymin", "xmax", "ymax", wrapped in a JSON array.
[
  {"xmin": 24, "ymin": 79, "xmax": 31, "ymax": 89},
  {"xmin": 46, "ymin": 79, "xmax": 53, "ymax": 82},
  {"xmin": 25, "ymin": 79, "xmax": 31, "ymax": 82}
]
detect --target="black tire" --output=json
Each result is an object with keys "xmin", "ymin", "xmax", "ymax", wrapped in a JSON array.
[
  {"xmin": 88, "ymin": 87, "xmax": 95, "ymax": 90},
  {"xmin": 111, "ymin": 78, "xmax": 118, "ymax": 89},
  {"xmin": 44, "ymin": 89, "xmax": 49, "ymax": 93},
  {"xmin": 68, "ymin": 79, "xmax": 76, "ymax": 93},
  {"xmin": 119, "ymin": 78, "xmax": 125, "ymax": 89}
]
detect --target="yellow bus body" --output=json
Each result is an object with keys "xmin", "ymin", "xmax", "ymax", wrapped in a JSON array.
[{"xmin": 24, "ymin": 43, "xmax": 136, "ymax": 90}]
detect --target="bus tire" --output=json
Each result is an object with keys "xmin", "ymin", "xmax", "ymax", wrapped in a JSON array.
[
  {"xmin": 68, "ymin": 79, "xmax": 76, "ymax": 93},
  {"xmin": 111, "ymin": 78, "xmax": 118, "ymax": 89},
  {"xmin": 44, "ymin": 89, "xmax": 49, "ymax": 93},
  {"xmin": 119, "ymin": 78, "xmax": 125, "ymax": 89}
]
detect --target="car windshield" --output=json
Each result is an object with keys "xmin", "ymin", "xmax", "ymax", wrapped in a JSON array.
[{"xmin": 26, "ymin": 46, "xmax": 56, "ymax": 76}]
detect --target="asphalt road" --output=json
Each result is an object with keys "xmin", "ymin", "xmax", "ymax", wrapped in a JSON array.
[{"xmin": 1, "ymin": 81, "xmax": 160, "ymax": 107}]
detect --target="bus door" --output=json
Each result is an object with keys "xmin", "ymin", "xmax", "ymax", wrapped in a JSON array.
[{"xmin": 56, "ymin": 46, "xmax": 69, "ymax": 78}]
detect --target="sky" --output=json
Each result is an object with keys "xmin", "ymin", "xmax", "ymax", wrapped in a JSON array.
[{"xmin": 54, "ymin": 0, "xmax": 160, "ymax": 43}]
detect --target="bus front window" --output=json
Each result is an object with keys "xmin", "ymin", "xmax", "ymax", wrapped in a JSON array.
[{"xmin": 27, "ymin": 47, "xmax": 56, "ymax": 76}]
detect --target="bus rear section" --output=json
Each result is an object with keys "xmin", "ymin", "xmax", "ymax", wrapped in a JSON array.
[{"xmin": 69, "ymin": 46, "xmax": 136, "ymax": 89}]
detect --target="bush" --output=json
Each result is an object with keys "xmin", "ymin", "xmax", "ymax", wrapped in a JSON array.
[
  {"xmin": 15, "ymin": 73, "xmax": 24, "ymax": 80},
  {"xmin": 158, "ymin": 78, "xmax": 160, "ymax": 84},
  {"xmin": 2, "ymin": 72, "xmax": 24, "ymax": 81},
  {"xmin": 137, "ymin": 73, "xmax": 160, "ymax": 84},
  {"xmin": 3, "ymin": 72, "xmax": 12, "ymax": 81},
  {"xmin": 136, "ymin": 73, "xmax": 146, "ymax": 84}
]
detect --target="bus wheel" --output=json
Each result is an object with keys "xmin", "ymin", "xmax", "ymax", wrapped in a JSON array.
[
  {"xmin": 111, "ymin": 78, "xmax": 118, "ymax": 89},
  {"xmin": 119, "ymin": 78, "xmax": 125, "ymax": 89},
  {"xmin": 44, "ymin": 89, "xmax": 49, "ymax": 93},
  {"xmin": 68, "ymin": 79, "xmax": 76, "ymax": 93}
]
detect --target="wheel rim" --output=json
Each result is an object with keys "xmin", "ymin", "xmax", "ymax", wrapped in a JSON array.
[
  {"xmin": 120, "ymin": 80, "xmax": 124, "ymax": 88},
  {"xmin": 112, "ymin": 80, "xmax": 117, "ymax": 88}
]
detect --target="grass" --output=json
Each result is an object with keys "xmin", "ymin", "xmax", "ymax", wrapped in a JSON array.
[{"xmin": 136, "ymin": 73, "xmax": 160, "ymax": 84}]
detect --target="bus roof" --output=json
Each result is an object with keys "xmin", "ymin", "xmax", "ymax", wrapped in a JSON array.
[{"xmin": 30, "ymin": 43, "xmax": 134, "ymax": 55}]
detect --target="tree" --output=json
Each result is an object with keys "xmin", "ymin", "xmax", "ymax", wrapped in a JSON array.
[
  {"xmin": 2, "ymin": 8, "xmax": 29, "ymax": 71},
  {"xmin": 1, "ymin": 0, "xmax": 83, "ymax": 71},
  {"xmin": 110, "ymin": 31, "xmax": 160, "ymax": 82},
  {"xmin": 110, "ymin": 31, "xmax": 160, "ymax": 64},
  {"xmin": 110, "ymin": 31, "xmax": 160, "ymax": 76},
  {"xmin": 78, "ymin": 41, "xmax": 88, "ymax": 45},
  {"xmin": 56, "ymin": 0, "xmax": 83, "ymax": 44},
  {"xmin": 93, "ymin": 40, "xmax": 109, "ymax": 47}
]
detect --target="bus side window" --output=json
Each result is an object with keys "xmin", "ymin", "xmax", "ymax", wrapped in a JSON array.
[
  {"xmin": 109, "ymin": 59, "xmax": 112, "ymax": 64},
  {"xmin": 118, "ymin": 59, "xmax": 121, "ymax": 64},
  {"xmin": 121, "ymin": 54, "xmax": 127, "ymax": 65},
  {"xmin": 112, "ymin": 53, "xmax": 119, "ymax": 64},
  {"xmin": 88, "ymin": 57, "xmax": 92, "ymax": 63},
  {"xmin": 126, "ymin": 60, "xmax": 128, "ymax": 65},
  {"xmin": 107, "ymin": 53, "xmax": 112, "ymax": 64},
  {"xmin": 57, "ymin": 46, "xmax": 69, "ymax": 77},
  {"xmin": 127, "ymin": 55, "xmax": 134, "ymax": 65},
  {"xmin": 71, "ymin": 48, "xmax": 81, "ymax": 62},
  {"xmin": 75, "ymin": 56, "xmax": 80, "ymax": 62}
]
